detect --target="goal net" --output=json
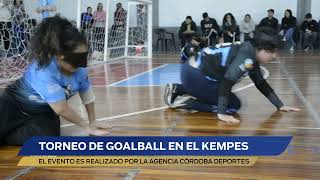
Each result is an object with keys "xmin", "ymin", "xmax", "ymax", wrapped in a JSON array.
[
  {"xmin": 0, "ymin": 0, "xmax": 152, "ymax": 84},
  {"xmin": 79, "ymin": 0, "xmax": 152, "ymax": 65}
]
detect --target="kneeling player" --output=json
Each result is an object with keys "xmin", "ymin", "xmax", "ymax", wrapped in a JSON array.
[{"xmin": 164, "ymin": 27, "xmax": 300, "ymax": 123}]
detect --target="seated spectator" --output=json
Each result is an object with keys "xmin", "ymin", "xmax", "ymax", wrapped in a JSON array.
[
  {"xmin": 280, "ymin": 9, "xmax": 297, "ymax": 50},
  {"xmin": 300, "ymin": 13, "xmax": 319, "ymax": 51},
  {"xmin": 221, "ymin": 13, "xmax": 237, "ymax": 43},
  {"xmin": 259, "ymin": 9, "xmax": 279, "ymax": 31},
  {"xmin": 81, "ymin": 7, "xmax": 94, "ymax": 30},
  {"xmin": 239, "ymin": 14, "xmax": 255, "ymax": 43},
  {"xmin": 201, "ymin": 12, "xmax": 219, "ymax": 46},
  {"xmin": 179, "ymin": 16, "xmax": 197, "ymax": 47}
]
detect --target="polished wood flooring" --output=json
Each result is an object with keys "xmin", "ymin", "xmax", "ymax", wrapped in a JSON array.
[{"xmin": 1, "ymin": 51, "xmax": 320, "ymax": 179}]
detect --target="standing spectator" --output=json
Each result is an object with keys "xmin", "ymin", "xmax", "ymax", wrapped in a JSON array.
[
  {"xmin": 259, "ymin": 9, "xmax": 279, "ymax": 31},
  {"xmin": 11, "ymin": 0, "xmax": 28, "ymax": 55},
  {"xmin": 0, "ymin": 0, "xmax": 12, "ymax": 51},
  {"xmin": 113, "ymin": 3, "xmax": 127, "ymax": 28},
  {"xmin": 280, "ymin": 9, "xmax": 297, "ymax": 50},
  {"xmin": 93, "ymin": 3, "xmax": 106, "ymax": 52},
  {"xmin": 81, "ymin": 7, "xmax": 94, "ymax": 53},
  {"xmin": 239, "ymin": 14, "xmax": 255, "ymax": 43},
  {"xmin": 36, "ymin": 0, "xmax": 56, "ymax": 19},
  {"xmin": 179, "ymin": 16, "xmax": 197, "ymax": 48},
  {"xmin": 201, "ymin": 12, "xmax": 219, "ymax": 46},
  {"xmin": 81, "ymin": 7, "xmax": 94, "ymax": 30},
  {"xmin": 109, "ymin": 3, "xmax": 127, "ymax": 46},
  {"xmin": 221, "ymin": 13, "xmax": 237, "ymax": 43},
  {"xmin": 300, "ymin": 13, "xmax": 319, "ymax": 51}
]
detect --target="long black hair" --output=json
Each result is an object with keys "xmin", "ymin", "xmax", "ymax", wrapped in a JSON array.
[
  {"xmin": 30, "ymin": 15, "xmax": 87, "ymax": 69},
  {"xmin": 223, "ymin": 13, "xmax": 236, "ymax": 24},
  {"xmin": 251, "ymin": 27, "xmax": 283, "ymax": 51},
  {"xmin": 284, "ymin": 9, "xmax": 293, "ymax": 18}
]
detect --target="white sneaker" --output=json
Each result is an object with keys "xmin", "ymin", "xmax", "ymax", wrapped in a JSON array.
[
  {"xmin": 164, "ymin": 83, "xmax": 180, "ymax": 108},
  {"xmin": 164, "ymin": 84, "xmax": 174, "ymax": 107},
  {"xmin": 290, "ymin": 46, "xmax": 294, "ymax": 51}
]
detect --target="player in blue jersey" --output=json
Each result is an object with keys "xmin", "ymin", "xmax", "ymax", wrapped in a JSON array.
[
  {"xmin": 164, "ymin": 27, "xmax": 300, "ymax": 124},
  {"xmin": 0, "ymin": 16, "xmax": 109, "ymax": 145}
]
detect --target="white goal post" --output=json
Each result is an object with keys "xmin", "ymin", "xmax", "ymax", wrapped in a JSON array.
[{"xmin": 0, "ymin": 0, "xmax": 153, "ymax": 84}]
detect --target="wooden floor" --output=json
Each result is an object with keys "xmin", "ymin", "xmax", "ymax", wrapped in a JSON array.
[{"xmin": 1, "ymin": 51, "xmax": 320, "ymax": 179}]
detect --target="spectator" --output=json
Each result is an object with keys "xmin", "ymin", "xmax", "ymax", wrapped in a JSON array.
[
  {"xmin": 221, "ymin": 13, "xmax": 237, "ymax": 43},
  {"xmin": 280, "ymin": 9, "xmax": 297, "ymax": 50},
  {"xmin": 36, "ymin": 0, "xmax": 57, "ymax": 19},
  {"xmin": 110, "ymin": 2, "xmax": 127, "ymax": 45},
  {"xmin": 0, "ymin": 0, "xmax": 12, "ymax": 51},
  {"xmin": 11, "ymin": 0, "xmax": 28, "ymax": 54},
  {"xmin": 179, "ymin": 16, "xmax": 197, "ymax": 48},
  {"xmin": 81, "ymin": 7, "xmax": 94, "ymax": 30},
  {"xmin": 239, "ymin": 14, "xmax": 255, "ymax": 43},
  {"xmin": 201, "ymin": 12, "xmax": 219, "ymax": 46},
  {"xmin": 259, "ymin": 9, "xmax": 279, "ymax": 31},
  {"xmin": 114, "ymin": 3, "xmax": 127, "ymax": 27},
  {"xmin": 300, "ymin": 13, "xmax": 319, "ymax": 51},
  {"xmin": 12, "ymin": 0, "xmax": 26, "ymax": 21},
  {"xmin": 93, "ymin": 2, "xmax": 106, "ymax": 52}
]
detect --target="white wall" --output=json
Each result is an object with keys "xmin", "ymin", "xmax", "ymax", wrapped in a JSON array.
[
  {"xmin": 159, "ymin": 0, "xmax": 297, "ymax": 27},
  {"xmin": 311, "ymin": 0, "xmax": 320, "ymax": 22}
]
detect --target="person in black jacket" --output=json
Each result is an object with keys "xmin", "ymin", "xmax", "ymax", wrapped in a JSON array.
[
  {"xmin": 201, "ymin": 12, "xmax": 219, "ymax": 46},
  {"xmin": 81, "ymin": 7, "xmax": 94, "ymax": 30},
  {"xmin": 179, "ymin": 16, "xmax": 197, "ymax": 48},
  {"xmin": 221, "ymin": 13, "xmax": 237, "ymax": 43},
  {"xmin": 259, "ymin": 9, "xmax": 279, "ymax": 31},
  {"xmin": 300, "ymin": 13, "xmax": 319, "ymax": 50},
  {"xmin": 280, "ymin": 9, "xmax": 297, "ymax": 50},
  {"xmin": 164, "ymin": 27, "xmax": 300, "ymax": 124}
]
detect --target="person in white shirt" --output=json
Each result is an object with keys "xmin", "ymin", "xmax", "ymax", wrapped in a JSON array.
[{"xmin": 239, "ymin": 14, "xmax": 255, "ymax": 43}]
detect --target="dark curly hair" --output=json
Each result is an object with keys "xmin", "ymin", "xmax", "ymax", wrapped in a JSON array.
[
  {"xmin": 251, "ymin": 27, "xmax": 283, "ymax": 51},
  {"xmin": 30, "ymin": 15, "xmax": 87, "ymax": 69}
]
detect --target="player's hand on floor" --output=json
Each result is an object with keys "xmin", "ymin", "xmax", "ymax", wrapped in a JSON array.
[
  {"xmin": 85, "ymin": 123, "xmax": 110, "ymax": 136},
  {"xmin": 279, "ymin": 106, "xmax": 301, "ymax": 112},
  {"xmin": 218, "ymin": 114, "xmax": 240, "ymax": 124},
  {"xmin": 90, "ymin": 121, "xmax": 113, "ymax": 129}
]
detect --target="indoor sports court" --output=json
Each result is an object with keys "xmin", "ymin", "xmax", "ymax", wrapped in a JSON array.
[{"xmin": 1, "ymin": 0, "xmax": 320, "ymax": 179}]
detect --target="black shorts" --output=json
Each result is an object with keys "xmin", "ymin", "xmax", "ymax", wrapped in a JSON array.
[{"xmin": 0, "ymin": 89, "xmax": 60, "ymax": 146}]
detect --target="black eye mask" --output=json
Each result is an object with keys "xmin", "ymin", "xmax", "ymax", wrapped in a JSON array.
[{"xmin": 63, "ymin": 52, "xmax": 89, "ymax": 68}]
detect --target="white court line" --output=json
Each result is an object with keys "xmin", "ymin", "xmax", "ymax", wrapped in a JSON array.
[
  {"xmin": 290, "ymin": 127, "xmax": 320, "ymax": 130},
  {"xmin": 60, "ymin": 106, "xmax": 169, "ymax": 128},
  {"xmin": 61, "ymin": 66, "xmax": 270, "ymax": 128},
  {"xmin": 109, "ymin": 85, "xmax": 164, "ymax": 88},
  {"xmin": 281, "ymin": 64, "xmax": 320, "ymax": 127},
  {"xmin": 268, "ymin": 61, "xmax": 281, "ymax": 64},
  {"xmin": 108, "ymin": 64, "xmax": 168, "ymax": 87}
]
